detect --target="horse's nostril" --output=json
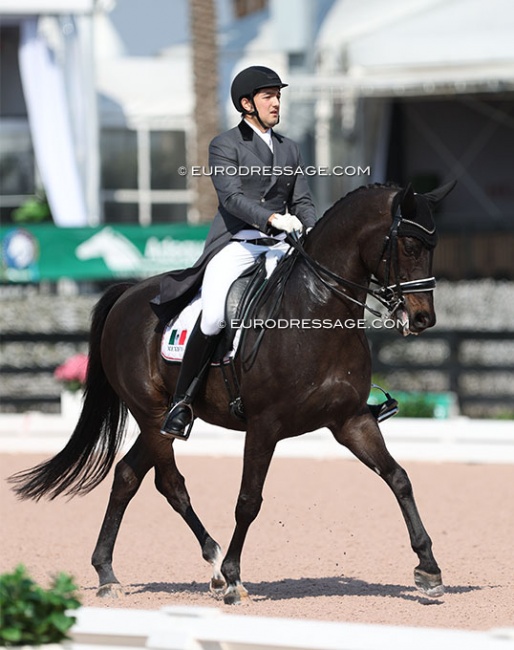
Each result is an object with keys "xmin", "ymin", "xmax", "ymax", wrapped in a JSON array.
[{"xmin": 414, "ymin": 311, "xmax": 430, "ymax": 329}]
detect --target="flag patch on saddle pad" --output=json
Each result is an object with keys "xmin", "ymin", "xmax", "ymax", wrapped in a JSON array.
[
  {"xmin": 160, "ymin": 291, "xmax": 240, "ymax": 364},
  {"xmin": 161, "ymin": 292, "xmax": 202, "ymax": 362}
]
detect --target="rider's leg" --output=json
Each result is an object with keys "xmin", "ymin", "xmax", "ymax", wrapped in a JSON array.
[
  {"xmin": 160, "ymin": 242, "xmax": 264, "ymax": 440},
  {"xmin": 160, "ymin": 318, "xmax": 220, "ymax": 439},
  {"xmin": 200, "ymin": 241, "xmax": 264, "ymax": 335}
]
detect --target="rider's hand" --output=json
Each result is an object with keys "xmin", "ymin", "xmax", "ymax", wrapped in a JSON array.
[{"xmin": 268, "ymin": 213, "xmax": 303, "ymax": 233}]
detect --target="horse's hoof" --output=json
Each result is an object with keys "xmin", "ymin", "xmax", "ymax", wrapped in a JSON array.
[
  {"xmin": 414, "ymin": 568, "xmax": 445, "ymax": 597},
  {"xmin": 96, "ymin": 582, "xmax": 124, "ymax": 599},
  {"xmin": 223, "ymin": 583, "xmax": 249, "ymax": 605},
  {"xmin": 210, "ymin": 576, "xmax": 226, "ymax": 594}
]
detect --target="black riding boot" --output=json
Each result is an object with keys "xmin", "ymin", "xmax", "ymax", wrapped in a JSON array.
[{"xmin": 160, "ymin": 320, "xmax": 219, "ymax": 440}]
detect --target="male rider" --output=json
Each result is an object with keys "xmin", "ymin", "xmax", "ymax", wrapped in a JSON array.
[{"xmin": 154, "ymin": 65, "xmax": 317, "ymax": 439}]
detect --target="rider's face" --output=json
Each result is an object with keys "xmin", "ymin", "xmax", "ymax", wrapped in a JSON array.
[{"xmin": 242, "ymin": 87, "xmax": 281, "ymax": 130}]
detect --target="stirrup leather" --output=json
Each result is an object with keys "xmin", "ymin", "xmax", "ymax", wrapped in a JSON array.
[{"xmin": 160, "ymin": 401, "xmax": 195, "ymax": 441}]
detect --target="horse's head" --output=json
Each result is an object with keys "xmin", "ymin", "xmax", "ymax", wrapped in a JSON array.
[{"xmin": 374, "ymin": 181, "xmax": 456, "ymax": 336}]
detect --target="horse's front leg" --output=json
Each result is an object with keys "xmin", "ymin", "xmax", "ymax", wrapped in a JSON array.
[
  {"xmin": 92, "ymin": 435, "xmax": 153, "ymax": 597},
  {"xmin": 221, "ymin": 432, "xmax": 276, "ymax": 605},
  {"xmin": 332, "ymin": 415, "xmax": 444, "ymax": 597}
]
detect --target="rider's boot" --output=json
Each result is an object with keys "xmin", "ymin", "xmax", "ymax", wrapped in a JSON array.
[{"xmin": 160, "ymin": 320, "xmax": 219, "ymax": 441}]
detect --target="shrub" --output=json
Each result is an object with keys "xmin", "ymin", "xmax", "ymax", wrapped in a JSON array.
[{"xmin": 0, "ymin": 565, "xmax": 81, "ymax": 646}]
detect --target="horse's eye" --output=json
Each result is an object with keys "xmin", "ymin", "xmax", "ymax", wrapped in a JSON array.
[{"xmin": 402, "ymin": 238, "xmax": 422, "ymax": 257}]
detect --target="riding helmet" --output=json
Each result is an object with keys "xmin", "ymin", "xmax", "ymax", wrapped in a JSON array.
[{"xmin": 231, "ymin": 66, "xmax": 288, "ymax": 113}]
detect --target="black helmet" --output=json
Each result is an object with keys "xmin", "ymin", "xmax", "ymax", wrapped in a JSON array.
[{"xmin": 231, "ymin": 66, "xmax": 288, "ymax": 113}]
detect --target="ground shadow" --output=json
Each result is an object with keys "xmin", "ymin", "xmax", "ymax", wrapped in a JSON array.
[{"xmin": 126, "ymin": 575, "xmax": 484, "ymax": 604}]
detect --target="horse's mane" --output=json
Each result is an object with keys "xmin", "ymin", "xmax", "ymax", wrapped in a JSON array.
[{"xmin": 322, "ymin": 182, "xmax": 402, "ymax": 221}]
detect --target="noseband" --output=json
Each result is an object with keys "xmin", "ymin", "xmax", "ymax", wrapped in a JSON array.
[{"xmin": 286, "ymin": 206, "xmax": 436, "ymax": 319}]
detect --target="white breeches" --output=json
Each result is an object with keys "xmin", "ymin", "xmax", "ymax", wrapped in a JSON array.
[{"xmin": 200, "ymin": 240, "xmax": 290, "ymax": 336}]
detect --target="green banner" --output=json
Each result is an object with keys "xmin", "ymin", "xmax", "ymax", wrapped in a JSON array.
[{"xmin": 0, "ymin": 223, "xmax": 210, "ymax": 282}]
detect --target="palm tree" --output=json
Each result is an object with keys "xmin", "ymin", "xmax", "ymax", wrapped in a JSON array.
[{"xmin": 189, "ymin": 0, "xmax": 220, "ymax": 223}]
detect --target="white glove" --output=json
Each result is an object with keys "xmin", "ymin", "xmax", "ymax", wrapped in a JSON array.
[{"xmin": 270, "ymin": 213, "xmax": 303, "ymax": 233}]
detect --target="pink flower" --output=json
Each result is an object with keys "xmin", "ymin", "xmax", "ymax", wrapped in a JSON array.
[{"xmin": 54, "ymin": 353, "xmax": 88, "ymax": 391}]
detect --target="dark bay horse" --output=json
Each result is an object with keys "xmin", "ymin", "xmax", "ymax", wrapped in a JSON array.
[{"xmin": 10, "ymin": 182, "xmax": 455, "ymax": 605}]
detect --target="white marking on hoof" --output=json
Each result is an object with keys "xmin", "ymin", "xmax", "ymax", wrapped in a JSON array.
[
  {"xmin": 223, "ymin": 583, "xmax": 249, "ymax": 605},
  {"xmin": 414, "ymin": 569, "xmax": 444, "ymax": 598},
  {"xmin": 96, "ymin": 582, "xmax": 124, "ymax": 599},
  {"xmin": 209, "ymin": 545, "xmax": 225, "ymax": 593}
]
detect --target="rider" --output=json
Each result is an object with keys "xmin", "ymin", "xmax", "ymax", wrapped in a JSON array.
[
  {"xmin": 155, "ymin": 65, "xmax": 397, "ymax": 440},
  {"xmin": 158, "ymin": 65, "xmax": 317, "ymax": 439}
]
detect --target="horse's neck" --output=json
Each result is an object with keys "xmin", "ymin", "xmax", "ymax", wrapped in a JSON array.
[
  {"xmin": 278, "ymin": 250, "xmax": 366, "ymax": 328},
  {"xmin": 306, "ymin": 214, "xmax": 371, "ymax": 292},
  {"xmin": 283, "ymin": 201, "xmax": 386, "ymax": 321}
]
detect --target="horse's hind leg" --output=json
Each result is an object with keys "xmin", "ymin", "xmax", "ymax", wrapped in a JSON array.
[
  {"xmin": 154, "ymin": 448, "xmax": 225, "ymax": 592},
  {"xmin": 92, "ymin": 435, "xmax": 153, "ymax": 598},
  {"xmin": 332, "ymin": 416, "xmax": 444, "ymax": 597}
]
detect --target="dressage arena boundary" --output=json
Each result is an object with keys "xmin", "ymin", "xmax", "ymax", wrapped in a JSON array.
[
  {"xmin": 3, "ymin": 417, "xmax": 514, "ymax": 647},
  {"xmin": 70, "ymin": 605, "xmax": 514, "ymax": 650},
  {"xmin": 1, "ymin": 412, "xmax": 513, "ymax": 464}
]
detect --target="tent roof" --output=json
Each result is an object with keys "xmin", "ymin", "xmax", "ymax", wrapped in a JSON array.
[
  {"xmin": 96, "ymin": 45, "xmax": 193, "ymax": 128},
  {"xmin": 292, "ymin": 0, "xmax": 514, "ymax": 99}
]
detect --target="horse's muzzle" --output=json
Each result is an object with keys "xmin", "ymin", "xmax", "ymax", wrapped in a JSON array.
[{"xmin": 399, "ymin": 293, "xmax": 436, "ymax": 336}]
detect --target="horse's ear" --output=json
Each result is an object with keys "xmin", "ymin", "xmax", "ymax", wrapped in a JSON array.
[
  {"xmin": 423, "ymin": 180, "xmax": 457, "ymax": 206},
  {"xmin": 399, "ymin": 183, "xmax": 416, "ymax": 219}
]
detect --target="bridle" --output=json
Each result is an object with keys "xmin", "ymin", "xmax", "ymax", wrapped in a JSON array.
[{"xmin": 285, "ymin": 205, "xmax": 436, "ymax": 320}]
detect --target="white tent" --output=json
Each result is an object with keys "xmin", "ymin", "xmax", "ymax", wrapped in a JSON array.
[
  {"xmin": 287, "ymin": 0, "xmax": 514, "ymax": 209},
  {"xmin": 297, "ymin": 0, "xmax": 514, "ymax": 99}
]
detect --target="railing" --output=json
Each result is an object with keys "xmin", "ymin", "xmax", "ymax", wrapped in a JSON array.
[
  {"xmin": 368, "ymin": 329, "xmax": 514, "ymax": 417},
  {"xmin": 1, "ymin": 329, "xmax": 513, "ymax": 417},
  {"xmin": 0, "ymin": 331, "xmax": 88, "ymax": 410},
  {"xmin": 433, "ymin": 233, "xmax": 514, "ymax": 280}
]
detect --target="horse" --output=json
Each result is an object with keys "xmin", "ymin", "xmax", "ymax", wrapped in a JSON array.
[{"xmin": 9, "ymin": 181, "xmax": 455, "ymax": 605}]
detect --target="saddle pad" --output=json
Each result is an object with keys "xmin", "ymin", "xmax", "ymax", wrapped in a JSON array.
[{"xmin": 160, "ymin": 291, "xmax": 240, "ymax": 364}]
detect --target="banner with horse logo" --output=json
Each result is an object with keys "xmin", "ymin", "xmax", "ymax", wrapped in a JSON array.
[{"xmin": 0, "ymin": 224, "xmax": 209, "ymax": 282}]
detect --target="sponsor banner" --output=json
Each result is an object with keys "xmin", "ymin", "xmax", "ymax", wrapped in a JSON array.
[{"xmin": 0, "ymin": 223, "xmax": 209, "ymax": 282}]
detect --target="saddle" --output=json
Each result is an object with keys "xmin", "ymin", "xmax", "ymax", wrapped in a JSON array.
[{"xmin": 160, "ymin": 254, "xmax": 268, "ymax": 365}]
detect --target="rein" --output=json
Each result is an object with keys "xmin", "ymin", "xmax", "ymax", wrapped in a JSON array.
[
  {"xmin": 239, "ymin": 200, "xmax": 436, "ymax": 370},
  {"xmin": 285, "ymin": 207, "xmax": 436, "ymax": 319}
]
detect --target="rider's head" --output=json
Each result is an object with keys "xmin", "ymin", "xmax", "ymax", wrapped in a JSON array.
[{"xmin": 231, "ymin": 66, "xmax": 288, "ymax": 131}]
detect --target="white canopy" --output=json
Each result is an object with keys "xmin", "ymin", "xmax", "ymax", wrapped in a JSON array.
[
  {"xmin": 0, "ymin": 0, "xmax": 95, "ymax": 14},
  {"xmin": 292, "ymin": 0, "xmax": 514, "ymax": 99}
]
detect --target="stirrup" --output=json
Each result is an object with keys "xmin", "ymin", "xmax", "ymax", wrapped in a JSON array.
[
  {"xmin": 369, "ymin": 384, "xmax": 399, "ymax": 423},
  {"xmin": 160, "ymin": 401, "xmax": 194, "ymax": 441},
  {"xmin": 370, "ymin": 398, "xmax": 399, "ymax": 423}
]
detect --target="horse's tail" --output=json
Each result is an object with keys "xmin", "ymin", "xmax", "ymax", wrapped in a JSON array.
[{"xmin": 9, "ymin": 283, "xmax": 134, "ymax": 501}]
